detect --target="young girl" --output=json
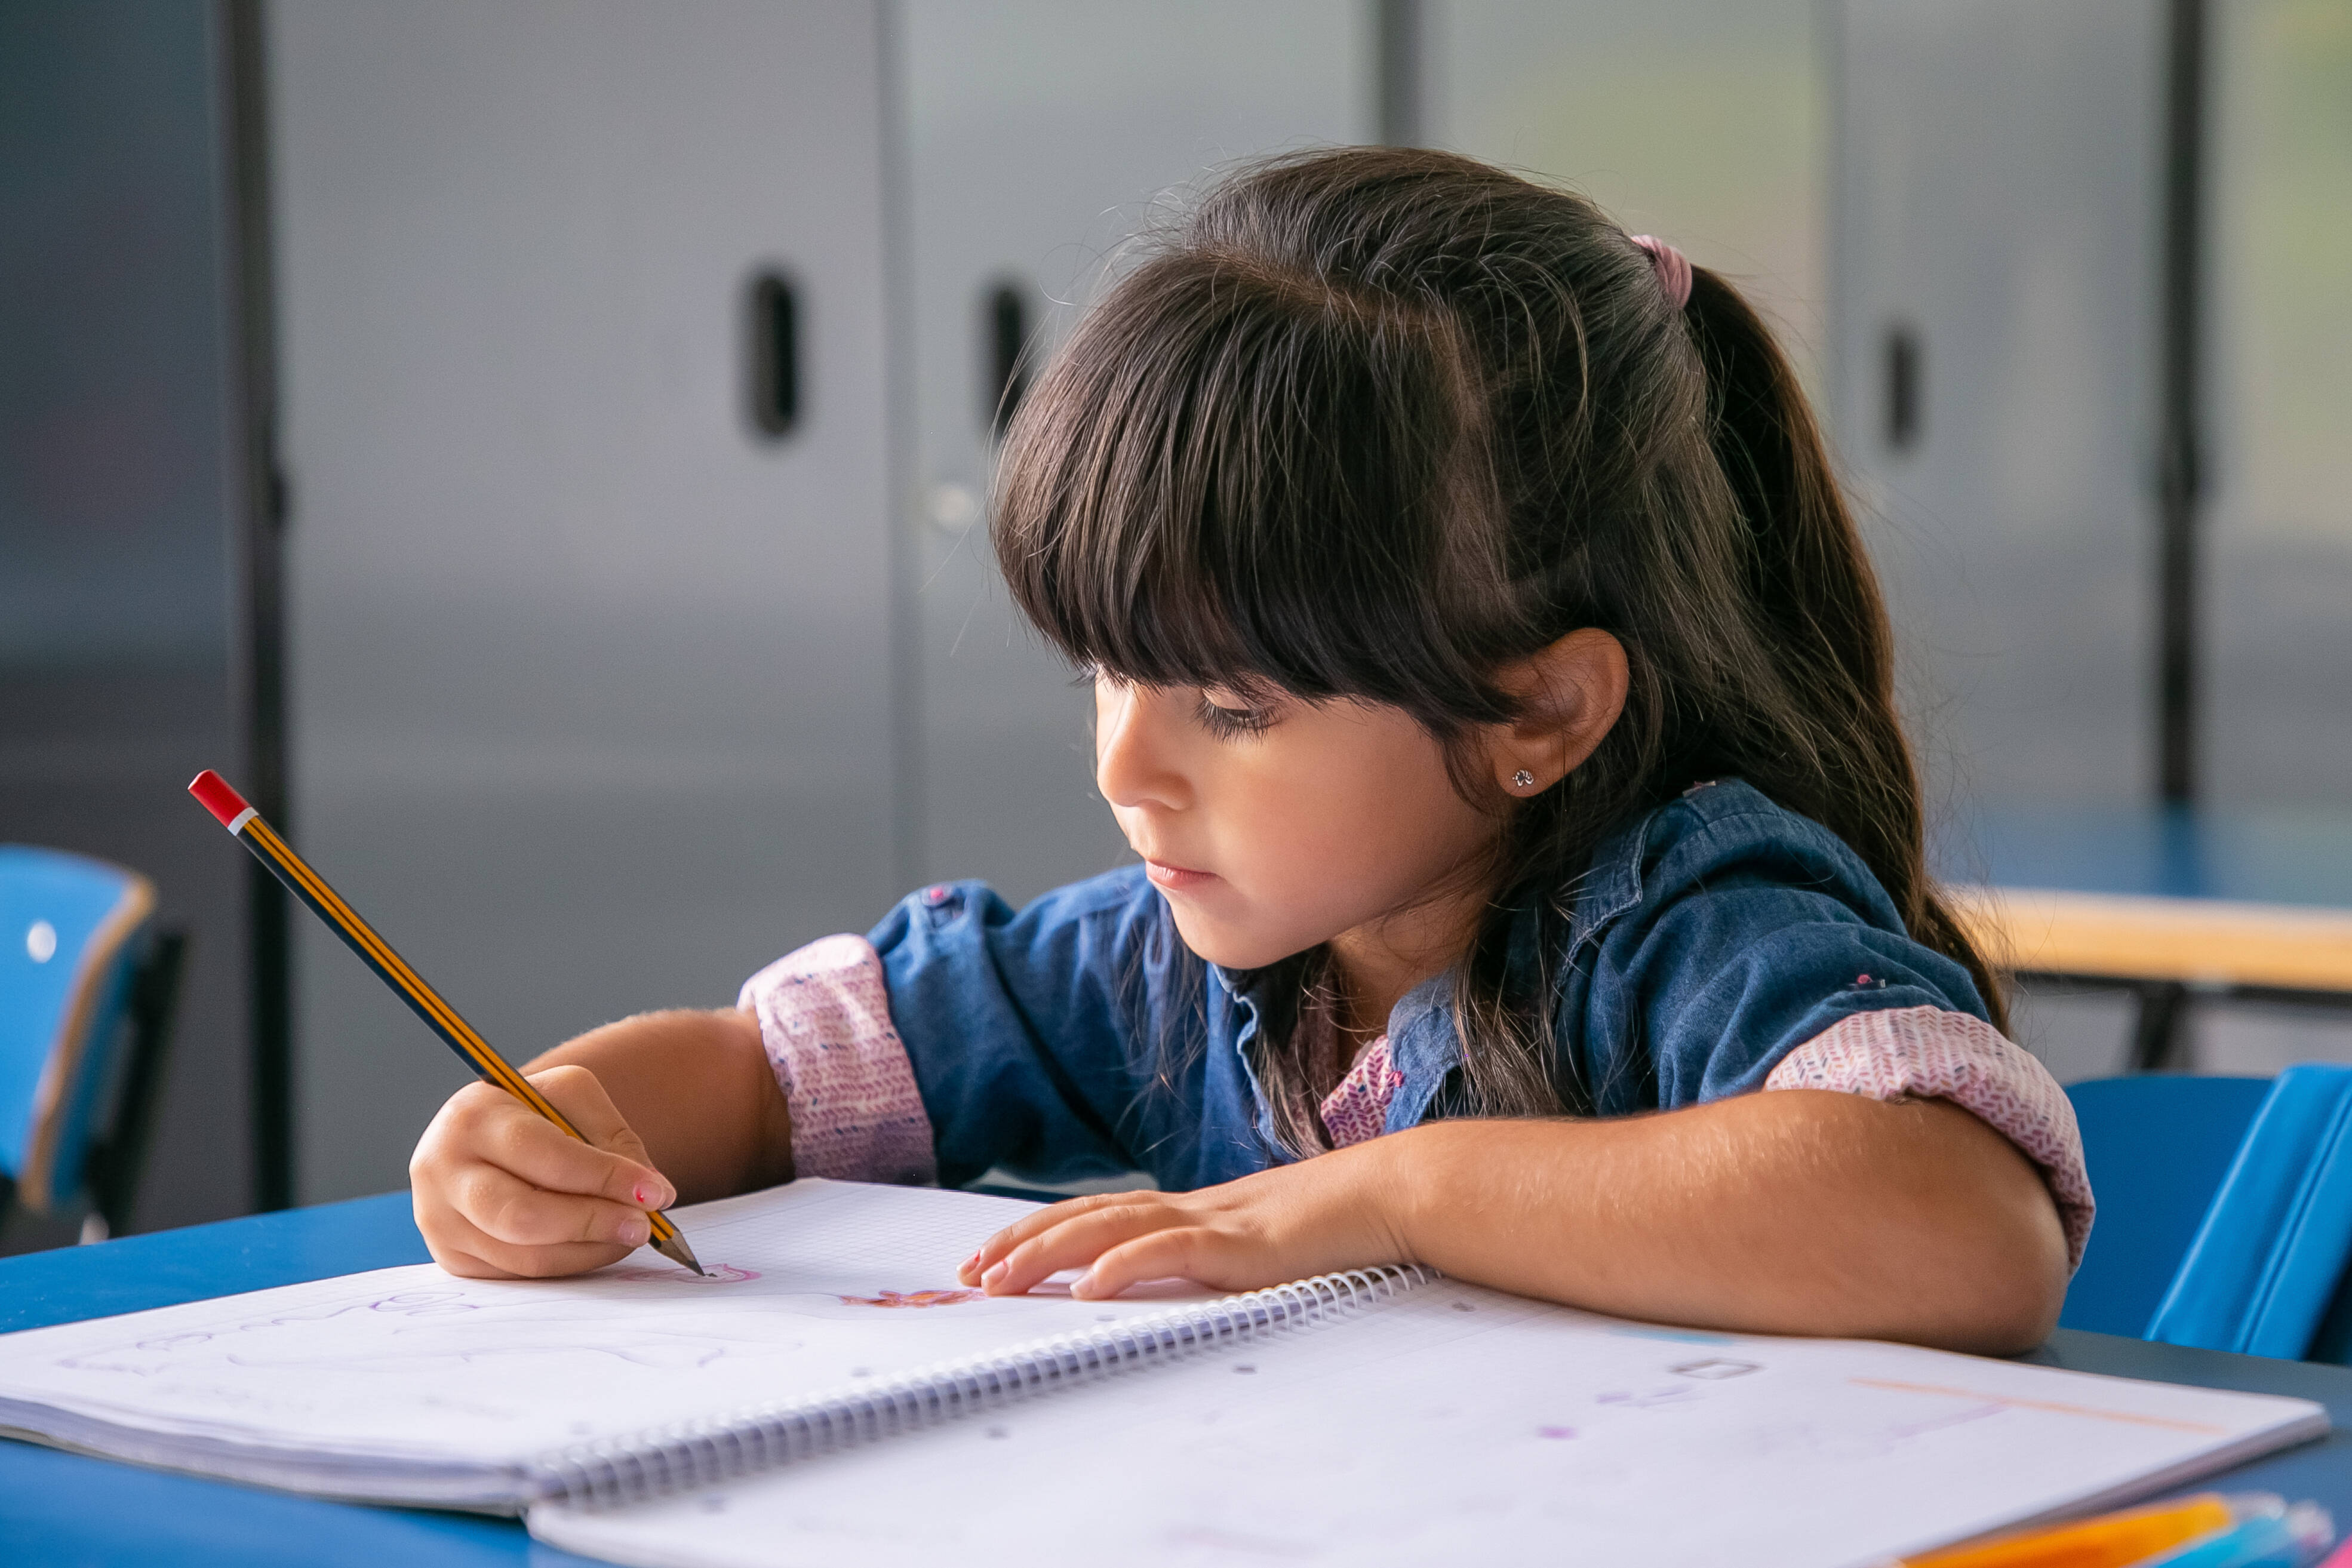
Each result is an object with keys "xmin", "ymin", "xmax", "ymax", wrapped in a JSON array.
[{"xmin": 411, "ymin": 148, "xmax": 2085, "ymax": 1354}]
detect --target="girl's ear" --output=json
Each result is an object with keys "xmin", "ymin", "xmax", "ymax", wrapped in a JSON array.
[{"xmin": 1487, "ymin": 629, "xmax": 1630, "ymax": 797}]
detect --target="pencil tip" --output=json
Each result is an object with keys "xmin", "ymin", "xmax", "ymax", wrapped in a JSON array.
[{"xmin": 654, "ymin": 1231, "xmax": 706, "ymax": 1276}]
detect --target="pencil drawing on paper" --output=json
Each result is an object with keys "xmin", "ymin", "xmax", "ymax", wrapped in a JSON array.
[
  {"xmin": 837, "ymin": 1289, "xmax": 986, "ymax": 1309},
  {"xmin": 605, "ymin": 1263, "xmax": 762, "ymax": 1284},
  {"xmin": 53, "ymin": 1281, "xmax": 811, "ymax": 1379}
]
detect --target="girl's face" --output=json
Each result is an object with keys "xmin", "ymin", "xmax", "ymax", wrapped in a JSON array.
[{"xmin": 1092, "ymin": 676, "xmax": 1498, "ymax": 973}]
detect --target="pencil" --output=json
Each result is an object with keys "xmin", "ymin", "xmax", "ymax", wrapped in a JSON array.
[
  {"xmin": 187, "ymin": 769, "xmax": 705, "ymax": 1275},
  {"xmin": 1896, "ymin": 1492, "xmax": 2242, "ymax": 1568}
]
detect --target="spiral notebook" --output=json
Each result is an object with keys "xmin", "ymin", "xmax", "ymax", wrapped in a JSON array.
[{"xmin": 0, "ymin": 1179, "xmax": 2329, "ymax": 1568}]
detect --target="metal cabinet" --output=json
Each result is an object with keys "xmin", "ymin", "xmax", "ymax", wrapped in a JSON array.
[
  {"xmin": 270, "ymin": 1, "xmax": 901, "ymax": 1201},
  {"xmin": 1831, "ymin": 0, "xmax": 2166, "ymax": 818}
]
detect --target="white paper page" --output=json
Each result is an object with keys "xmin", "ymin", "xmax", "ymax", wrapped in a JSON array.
[
  {"xmin": 536, "ymin": 1279, "xmax": 2327, "ymax": 1568},
  {"xmin": 0, "ymin": 1180, "xmax": 1202, "ymax": 1492}
]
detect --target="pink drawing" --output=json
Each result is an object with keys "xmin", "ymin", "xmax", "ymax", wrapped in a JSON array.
[
  {"xmin": 605, "ymin": 1263, "xmax": 761, "ymax": 1284},
  {"xmin": 837, "ymin": 1289, "xmax": 985, "ymax": 1309},
  {"xmin": 1537, "ymin": 1425, "xmax": 1577, "ymax": 1440}
]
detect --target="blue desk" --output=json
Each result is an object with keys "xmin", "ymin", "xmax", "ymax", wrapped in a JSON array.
[
  {"xmin": 1944, "ymin": 804, "xmax": 2352, "ymax": 908},
  {"xmin": 6, "ymin": 1197, "xmax": 2351, "ymax": 1565}
]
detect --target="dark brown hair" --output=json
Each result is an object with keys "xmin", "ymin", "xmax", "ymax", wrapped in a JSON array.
[{"xmin": 992, "ymin": 147, "xmax": 2005, "ymax": 1143}]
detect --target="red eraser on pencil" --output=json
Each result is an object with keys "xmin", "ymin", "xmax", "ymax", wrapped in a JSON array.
[{"xmin": 188, "ymin": 770, "xmax": 253, "ymax": 829}]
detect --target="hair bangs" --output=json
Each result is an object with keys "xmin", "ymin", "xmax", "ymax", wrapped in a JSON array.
[{"xmin": 992, "ymin": 251, "xmax": 1521, "ymax": 731}]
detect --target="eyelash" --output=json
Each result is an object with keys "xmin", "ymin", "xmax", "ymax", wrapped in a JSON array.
[
  {"xmin": 1075, "ymin": 666, "xmax": 1274, "ymax": 736},
  {"xmin": 1194, "ymin": 694, "xmax": 1275, "ymax": 738}
]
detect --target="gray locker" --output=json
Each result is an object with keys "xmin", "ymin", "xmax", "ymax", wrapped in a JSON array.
[
  {"xmin": 1831, "ymin": 0, "xmax": 2165, "ymax": 818},
  {"xmin": 270, "ymin": 2, "xmax": 901, "ymax": 1203},
  {"xmin": 899, "ymin": 0, "xmax": 1373, "ymax": 903}
]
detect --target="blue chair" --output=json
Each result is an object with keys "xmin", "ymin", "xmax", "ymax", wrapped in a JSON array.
[
  {"xmin": 2147, "ymin": 1064, "xmax": 2352, "ymax": 1363},
  {"xmin": 0, "ymin": 846, "xmax": 185, "ymax": 1238},
  {"xmin": 2060, "ymin": 1075, "xmax": 2273, "ymax": 1338}
]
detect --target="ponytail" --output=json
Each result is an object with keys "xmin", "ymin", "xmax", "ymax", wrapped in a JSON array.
[{"xmin": 1680, "ymin": 268, "xmax": 2009, "ymax": 1032}]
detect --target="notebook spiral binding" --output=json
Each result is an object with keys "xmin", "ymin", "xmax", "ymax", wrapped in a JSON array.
[{"xmin": 530, "ymin": 1262, "xmax": 1435, "ymax": 1510}]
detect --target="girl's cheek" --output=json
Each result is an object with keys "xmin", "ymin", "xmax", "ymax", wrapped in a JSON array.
[{"xmin": 1241, "ymin": 792, "xmax": 1390, "ymax": 926}]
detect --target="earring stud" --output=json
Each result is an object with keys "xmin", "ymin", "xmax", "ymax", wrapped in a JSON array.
[{"xmin": 1511, "ymin": 770, "xmax": 1536, "ymax": 790}]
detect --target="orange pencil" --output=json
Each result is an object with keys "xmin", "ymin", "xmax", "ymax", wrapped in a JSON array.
[
  {"xmin": 188, "ymin": 768, "xmax": 703, "ymax": 1274},
  {"xmin": 1897, "ymin": 1493, "xmax": 2243, "ymax": 1568}
]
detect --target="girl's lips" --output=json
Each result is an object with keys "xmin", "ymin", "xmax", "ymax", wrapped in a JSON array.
[{"xmin": 1145, "ymin": 859, "xmax": 1217, "ymax": 890}]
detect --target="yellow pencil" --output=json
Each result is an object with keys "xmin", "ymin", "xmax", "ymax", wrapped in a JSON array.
[{"xmin": 189, "ymin": 769, "xmax": 703, "ymax": 1274}]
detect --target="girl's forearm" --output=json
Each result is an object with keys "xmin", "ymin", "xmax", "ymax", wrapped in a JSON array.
[
  {"xmin": 524, "ymin": 1009, "xmax": 792, "ymax": 1203},
  {"xmin": 1372, "ymin": 1092, "xmax": 2068, "ymax": 1354}
]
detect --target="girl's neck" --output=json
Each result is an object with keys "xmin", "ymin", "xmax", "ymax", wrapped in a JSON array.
[{"xmin": 1324, "ymin": 874, "xmax": 1491, "ymax": 1045}]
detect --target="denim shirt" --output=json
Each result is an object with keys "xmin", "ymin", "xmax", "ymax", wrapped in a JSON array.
[{"xmin": 869, "ymin": 779, "xmax": 1991, "ymax": 1194}]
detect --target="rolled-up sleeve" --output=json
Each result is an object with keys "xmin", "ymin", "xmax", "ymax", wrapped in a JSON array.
[
  {"xmin": 739, "ymin": 935, "xmax": 936, "ymax": 1185},
  {"xmin": 866, "ymin": 871, "xmax": 1174, "ymax": 1190},
  {"xmin": 1578, "ymin": 793, "xmax": 2092, "ymax": 1268},
  {"xmin": 1591, "ymin": 808, "xmax": 2000, "ymax": 1108},
  {"xmin": 739, "ymin": 868, "xmax": 1180, "ymax": 1192},
  {"xmin": 1766, "ymin": 1006, "xmax": 2093, "ymax": 1269}
]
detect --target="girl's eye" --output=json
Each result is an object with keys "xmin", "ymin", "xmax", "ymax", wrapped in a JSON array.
[{"xmin": 1195, "ymin": 692, "xmax": 1275, "ymax": 738}]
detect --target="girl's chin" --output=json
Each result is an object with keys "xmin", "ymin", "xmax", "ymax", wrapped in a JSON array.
[{"xmin": 1164, "ymin": 908, "xmax": 1306, "ymax": 974}]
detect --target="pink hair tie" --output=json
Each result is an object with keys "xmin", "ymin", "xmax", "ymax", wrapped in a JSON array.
[{"xmin": 1630, "ymin": 235, "xmax": 1692, "ymax": 310}]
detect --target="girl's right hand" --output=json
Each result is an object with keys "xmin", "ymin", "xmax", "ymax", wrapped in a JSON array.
[{"xmin": 410, "ymin": 1064, "xmax": 677, "ymax": 1279}]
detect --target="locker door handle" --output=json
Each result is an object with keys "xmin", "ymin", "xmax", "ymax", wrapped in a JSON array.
[
  {"xmin": 985, "ymin": 280, "xmax": 1031, "ymax": 440},
  {"xmin": 1884, "ymin": 322, "xmax": 1921, "ymax": 453},
  {"xmin": 750, "ymin": 270, "xmax": 800, "ymax": 438}
]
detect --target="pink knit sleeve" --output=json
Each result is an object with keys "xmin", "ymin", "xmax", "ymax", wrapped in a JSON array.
[
  {"xmin": 1764, "ymin": 1006, "xmax": 2094, "ymax": 1270},
  {"xmin": 737, "ymin": 934, "xmax": 937, "ymax": 1185}
]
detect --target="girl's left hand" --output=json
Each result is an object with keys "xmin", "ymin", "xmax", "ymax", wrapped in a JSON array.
[{"xmin": 956, "ymin": 1143, "xmax": 1411, "ymax": 1300}]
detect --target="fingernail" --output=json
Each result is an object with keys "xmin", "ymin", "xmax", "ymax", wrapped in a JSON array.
[
  {"xmin": 619, "ymin": 1215, "xmax": 651, "ymax": 1247},
  {"xmin": 1069, "ymin": 1269, "xmax": 1096, "ymax": 1299},
  {"xmin": 633, "ymin": 1180, "xmax": 671, "ymax": 1209},
  {"xmin": 982, "ymin": 1260, "xmax": 1009, "ymax": 1289}
]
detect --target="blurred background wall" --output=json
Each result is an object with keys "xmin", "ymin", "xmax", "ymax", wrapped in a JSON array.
[{"xmin": 4, "ymin": 0, "xmax": 2347, "ymax": 1234}]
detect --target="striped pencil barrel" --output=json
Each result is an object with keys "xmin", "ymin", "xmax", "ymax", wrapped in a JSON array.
[{"xmin": 187, "ymin": 770, "xmax": 703, "ymax": 1274}]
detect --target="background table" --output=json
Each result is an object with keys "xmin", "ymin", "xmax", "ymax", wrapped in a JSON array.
[
  {"xmin": 1942, "ymin": 805, "xmax": 2352, "ymax": 1068},
  {"xmin": 5, "ymin": 1194, "xmax": 2351, "ymax": 1566}
]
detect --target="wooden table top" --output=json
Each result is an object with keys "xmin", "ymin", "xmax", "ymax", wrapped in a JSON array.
[{"xmin": 1950, "ymin": 884, "xmax": 2352, "ymax": 993}]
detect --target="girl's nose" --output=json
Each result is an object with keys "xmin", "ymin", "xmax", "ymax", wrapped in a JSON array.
[{"xmin": 1095, "ymin": 682, "xmax": 1191, "ymax": 812}]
